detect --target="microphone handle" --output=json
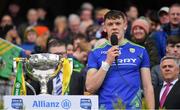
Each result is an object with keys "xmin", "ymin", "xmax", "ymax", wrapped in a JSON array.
[{"xmin": 115, "ymin": 56, "xmax": 118, "ymax": 66}]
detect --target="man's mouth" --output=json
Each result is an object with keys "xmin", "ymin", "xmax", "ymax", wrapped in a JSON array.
[{"xmin": 112, "ymin": 32, "xmax": 118, "ymax": 35}]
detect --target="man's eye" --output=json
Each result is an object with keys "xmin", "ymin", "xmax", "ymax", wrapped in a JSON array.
[
  {"xmin": 116, "ymin": 22, "xmax": 121, "ymax": 25},
  {"xmin": 175, "ymin": 45, "xmax": 180, "ymax": 48},
  {"xmin": 107, "ymin": 23, "xmax": 113, "ymax": 26}
]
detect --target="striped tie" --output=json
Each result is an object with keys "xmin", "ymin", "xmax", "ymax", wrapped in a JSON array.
[{"xmin": 55, "ymin": 74, "xmax": 62, "ymax": 95}]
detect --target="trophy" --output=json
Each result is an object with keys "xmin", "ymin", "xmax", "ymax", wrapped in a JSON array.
[{"xmin": 24, "ymin": 53, "xmax": 62, "ymax": 94}]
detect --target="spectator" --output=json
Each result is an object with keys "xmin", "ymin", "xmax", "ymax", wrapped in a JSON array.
[
  {"xmin": 150, "ymin": 3, "xmax": 180, "ymax": 59},
  {"xmin": 86, "ymin": 24, "xmax": 102, "ymax": 47},
  {"xmin": 158, "ymin": 7, "xmax": 170, "ymax": 25},
  {"xmin": 51, "ymin": 16, "xmax": 70, "ymax": 44},
  {"xmin": 0, "ymin": 15, "xmax": 13, "ymax": 38},
  {"xmin": 125, "ymin": 4, "xmax": 139, "ymax": 40},
  {"xmin": 79, "ymin": 9, "xmax": 94, "ymax": 34},
  {"xmin": 69, "ymin": 41, "xmax": 92, "ymax": 94},
  {"xmin": 37, "ymin": 7, "xmax": 49, "ymax": 26},
  {"xmin": 20, "ymin": 26, "xmax": 38, "ymax": 57},
  {"xmin": 7, "ymin": 2, "xmax": 22, "ymax": 27},
  {"xmin": 34, "ymin": 25, "xmax": 50, "ymax": 52},
  {"xmin": 151, "ymin": 36, "xmax": 180, "ymax": 88},
  {"xmin": 154, "ymin": 56, "xmax": 180, "ymax": 109},
  {"xmin": 145, "ymin": 10, "xmax": 161, "ymax": 33},
  {"xmin": 131, "ymin": 17, "xmax": 160, "ymax": 68},
  {"xmin": 47, "ymin": 38, "xmax": 87, "ymax": 95},
  {"xmin": 5, "ymin": 26, "xmax": 21, "ymax": 45},
  {"xmin": 67, "ymin": 14, "xmax": 81, "ymax": 44},
  {"xmin": 94, "ymin": 8, "xmax": 110, "ymax": 25},
  {"xmin": 18, "ymin": 8, "xmax": 39, "ymax": 41}
]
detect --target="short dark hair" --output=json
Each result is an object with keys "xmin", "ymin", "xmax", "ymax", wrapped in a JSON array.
[
  {"xmin": 167, "ymin": 36, "xmax": 180, "ymax": 45},
  {"xmin": 47, "ymin": 37, "xmax": 66, "ymax": 51},
  {"xmin": 104, "ymin": 10, "xmax": 126, "ymax": 22},
  {"xmin": 76, "ymin": 41, "xmax": 91, "ymax": 52},
  {"xmin": 73, "ymin": 33, "xmax": 86, "ymax": 41},
  {"xmin": 125, "ymin": 3, "xmax": 138, "ymax": 12}
]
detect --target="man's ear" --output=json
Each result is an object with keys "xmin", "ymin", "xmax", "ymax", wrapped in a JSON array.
[
  {"xmin": 102, "ymin": 24, "xmax": 107, "ymax": 32},
  {"xmin": 124, "ymin": 20, "xmax": 128, "ymax": 30},
  {"xmin": 166, "ymin": 46, "xmax": 169, "ymax": 53},
  {"xmin": 124, "ymin": 26, "xmax": 127, "ymax": 30}
]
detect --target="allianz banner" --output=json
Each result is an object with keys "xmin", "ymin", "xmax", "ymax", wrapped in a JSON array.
[{"xmin": 3, "ymin": 95, "xmax": 98, "ymax": 110}]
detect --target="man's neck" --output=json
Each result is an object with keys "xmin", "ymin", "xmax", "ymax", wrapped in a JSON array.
[{"xmin": 170, "ymin": 23, "xmax": 179, "ymax": 29}]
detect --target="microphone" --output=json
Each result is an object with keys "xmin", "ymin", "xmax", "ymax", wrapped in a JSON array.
[{"xmin": 110, "ymin": 34, "xmax": 118, "ymax": 66}]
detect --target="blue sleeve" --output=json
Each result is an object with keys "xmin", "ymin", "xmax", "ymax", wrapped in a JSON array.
[
  {"xmin": 141, "ymin": 48, "xmax": 150, "ymax": 68},
  {"xmin": 87, "ymin": 51, "xmax": 98, "ymax": 70}
]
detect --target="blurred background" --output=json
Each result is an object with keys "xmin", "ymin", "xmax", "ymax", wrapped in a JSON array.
[{"xmin": 0, "ymin": 0, "xmax": 179, "ymax": 20}]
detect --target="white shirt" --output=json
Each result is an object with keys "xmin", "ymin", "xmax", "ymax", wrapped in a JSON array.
[{"xmin": 159, "ymin": 78, "xmax": 178, "ymax": 101}]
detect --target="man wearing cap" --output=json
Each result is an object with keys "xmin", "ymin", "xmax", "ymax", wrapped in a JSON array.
[
  {"xmin": 151, "ymin": 3, "xmax": 180, "ymax": 59},
  {"xmin": 158, "ymin": 7, "xmax": 170, "ymax": 25}
]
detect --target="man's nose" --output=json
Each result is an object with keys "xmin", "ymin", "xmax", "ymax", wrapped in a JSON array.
[
  {"xmin": 112, "ymin": 24, "xmax": 118, "ymax": 28},
  {"xmin": 164, "ymin": 68, "xmax": 170, "ymax": 72},
  {"xmin": 174, "ymin": 46, "xmax": 178, "ymax": 51}
]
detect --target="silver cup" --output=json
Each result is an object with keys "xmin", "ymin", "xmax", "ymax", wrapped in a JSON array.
[{"xmin": 25, "ymin": 53, "xmax": 62, "ymax": 94}]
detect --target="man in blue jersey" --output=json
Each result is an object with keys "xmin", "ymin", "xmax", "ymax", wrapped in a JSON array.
[{"xmin": 86, "ymin": 10, "xmax": 154, "ymax": 109}]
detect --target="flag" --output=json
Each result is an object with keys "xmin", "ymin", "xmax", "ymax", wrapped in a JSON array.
[
  {"xmin": 12, "ymin": 60, "xmax": 26, "ymax": 95},
  {"xmin": 0, "ymin": 38, "xmax": 22, "ymax": 78},
  {"xmin": 62, "ymin": 58, "xmax": 72, "ymax": 95}
]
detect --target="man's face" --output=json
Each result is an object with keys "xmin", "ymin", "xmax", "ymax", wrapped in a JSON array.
[
  {"xmin": 160, "ymin": 59, "xmax": 179, "ymax": 82},
  {"xmin": 81, "ymin": 10, "xmax": 92, "ymax": 21},
  {"xmin": 127, "ymin": 6, "xmax": 138, "ymax": 20},
  {"xmin": 69, "ymin": 20, "xmax": 80, "ymax": 33},
  {"xmin": 73, "ymin": 38, "xmax": 86, "ymax": 49},
  {"xmin": 1, "ymin": 15, "xmax": 12, "ymax": 26},
  {"xmin": 27, "ymin": 31, "xmax": 37, "ymax": 43},
  {"xmin": 104, "ymin": 18, "xmax": 126, "ymax": 41},
  {"xmin": 78, "ymin": 51, "xmax": 88, "ymax": 62},
  {"xmin": 166, "ymin": 43, "xmax": 180, "ymax": 58},
  {"xmin": 169, "ymin": 6, "xmax": 180, "ymax": 26},
  {"xmin": 49, "ymin": 46, "xmax": 67, "ymax": 57},
  {"xmin": 27, "ymin": 9, "xmax": 38, "ymax": 23},
  {"xmin": 67, "ymin": 44, "xmax": 74, "ymax": 55},
  {"xmin": 159, "ymin": 12, "xmax": 169, "ymax": 24}
]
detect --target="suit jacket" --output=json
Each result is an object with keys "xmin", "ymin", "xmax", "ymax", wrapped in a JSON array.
[
  {"xmin": 154, "ymin": 79, "xmax": 180, "ymax": 109},
  {"xmin": 26, "ymin": 71, "xmax": 85, "ymax": 95},
  {"xmin": 48, "ymin": 71, "xmax": 85, "ymax": 95}
]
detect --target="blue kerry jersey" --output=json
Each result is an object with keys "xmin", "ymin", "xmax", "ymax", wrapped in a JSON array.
[{"xmin": 87, "ymin": 39, "xmax": 150, "ymax": 109}]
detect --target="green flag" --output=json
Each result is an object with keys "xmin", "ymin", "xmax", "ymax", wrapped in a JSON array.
[
  {"xmin": 12, "ymin": 61, "xmax": 26, "ymax": 95},
  {"xmin": 0, "ymin": 38, "xmax": 22, "ymax": 78}
]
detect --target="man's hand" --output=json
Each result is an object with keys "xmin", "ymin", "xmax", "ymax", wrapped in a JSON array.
[
  {"xmin": 25, "ymin": 50, "xmax": 32, "ymax": 56},
  {"xmin": 105, "ymin": 46, "xmax": 119, "ymax": 65}
]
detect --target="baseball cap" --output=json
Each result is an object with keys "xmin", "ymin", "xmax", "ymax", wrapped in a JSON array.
[{"xmin": 158, "ymin": 7, "xmax": 169, "ymax": 16}]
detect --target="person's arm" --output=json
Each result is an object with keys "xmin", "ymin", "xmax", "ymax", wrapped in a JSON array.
[
  {"xmin": 86, "ymin": 67, "xmax": 108, "ymax": 94},
  {"xmin": 86, "ymin": 46, "xmax": 119, "ymax": 94},
  {"xmin": 141, "ymin": 68, "xmax": 155, "ymax": 109},
  {"xmin": 151, "ymin": 65, "xmax": 159, "ymax": 88}
]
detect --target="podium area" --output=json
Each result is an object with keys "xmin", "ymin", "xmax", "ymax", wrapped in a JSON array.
[{"xmin": 3, "ymin": 95, "xmax": 98, "ymax": 110}]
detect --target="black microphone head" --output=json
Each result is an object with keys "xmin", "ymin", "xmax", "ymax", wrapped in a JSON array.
[{"xmin": 110, "ymin": 34, "xmax": 118, "ymax": 46}]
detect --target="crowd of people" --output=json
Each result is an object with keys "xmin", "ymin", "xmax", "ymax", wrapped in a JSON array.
[{"xmin": 0, "ymin": 1, "xmax": 179, "ymax": 109}]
